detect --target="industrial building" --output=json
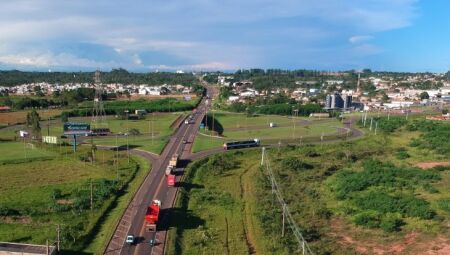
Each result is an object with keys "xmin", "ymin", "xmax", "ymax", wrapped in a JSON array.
[{"xmin": 325, "ymin": 93, "xmax": 352, "ymax": 110}]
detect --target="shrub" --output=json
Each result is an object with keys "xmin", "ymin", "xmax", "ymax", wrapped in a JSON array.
[
  {"xmin": 206, "ymin": 153, "xmax": 240, "ymax": 175},
  {"xmin": 423, "ymin": 183, "xmax": 439, "ymax": 193},
  {"xmin": 437, "ymin": 198, "xmax": 450, "ymax": 211},
  {"xmin": 281, "ymin": 157, "xmax": 314, "ymax": 171},
  {"xmin": 396, "ymin": 150, "xmax": 410, "ymax": 160},
  {"xmin": 380, "ymin": 213, "xmax": 404, "ymax": 232},
  {"xmin": 353, "ymin": 211, "xmax": 381, "ymax": 228}
]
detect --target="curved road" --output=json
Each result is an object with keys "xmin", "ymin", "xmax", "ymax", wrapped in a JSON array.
[{"xmin": 103, "ymin": 86, "xmax": 364, "ymax": 255}]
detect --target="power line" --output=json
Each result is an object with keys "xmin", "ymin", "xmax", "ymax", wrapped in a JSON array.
[{"xmin": 261, "ymin": 147, "xmax": 314, "ymax": 255}]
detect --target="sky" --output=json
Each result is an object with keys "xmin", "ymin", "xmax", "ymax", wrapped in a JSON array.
[{"xmin": 0, "ymin": 0, "xmax": 449, "ymax": 72}]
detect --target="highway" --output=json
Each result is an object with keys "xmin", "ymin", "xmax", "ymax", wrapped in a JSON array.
[
  {"xmin": 103, "ymin": 84, "xmax": 366, "ymax": 255},
  {"xmin": 104, "ymin": 89, "xmax": 214, "ymax": 255}
]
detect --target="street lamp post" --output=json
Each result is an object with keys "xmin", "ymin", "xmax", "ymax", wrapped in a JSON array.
[{"xmin": 125, "ymin": 110, "xmax": 129, "ymax": 163}]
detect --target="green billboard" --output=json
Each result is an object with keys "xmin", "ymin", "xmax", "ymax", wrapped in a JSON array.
[{"xmin": 63, "ymin": 122, "xmax": 90, "ymax": 135}]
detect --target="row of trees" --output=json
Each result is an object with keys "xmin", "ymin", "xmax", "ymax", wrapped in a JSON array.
[{"xmin": 0, "ymin": 68, "xmax": 200, "ymax": 87}]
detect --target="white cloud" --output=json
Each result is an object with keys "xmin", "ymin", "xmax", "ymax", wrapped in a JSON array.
[
  {"xmin": 146, "ymin": 61, "xmax": 237, "ymax": 71},
  {"xmin": 0, "ymin": 0, "xmax": 419, "ymax": 70},
  {"xmin": 349, "ymin": 35, "xmax": 374, "ymax": 44},
  {"xmin": 0, "ymin": 52, "xmax": 115, "ymax": 69}
]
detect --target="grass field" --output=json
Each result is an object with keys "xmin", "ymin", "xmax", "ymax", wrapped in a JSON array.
[
  {"xmin": 0, "ymin": 112, "xmax": 182, "ymax": 154},
  {"xmin": 0, "ymin": 109, "xmax": 63, "ymax": 125},
  {"xmin": 169, "ymin": 117, "xmax": 450, "ymax": 255},
  {"xmin": 83, "ymin": 155, "xmax": 150, "ymax": 254},
  {"xmin": 192, "ymin": 111, "xmax": 344, "ymax": 152},
  {"xmin": 0, "ymin": 141, "xmax": 57, "ymax": 162},
  {"xmin": 0, "ymin": 143, "xmax": 151, "ymax": 253},
  {"xmin": 166, "ymin": 151, "xmax": 271, "ymax": 255}
]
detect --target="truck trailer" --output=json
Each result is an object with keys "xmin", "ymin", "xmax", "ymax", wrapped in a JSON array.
[
  {"xmin": 144, "ymin": 200, "xmax": 161, "ymax": 232},
  {"xmin": 165, "ymin": 165, "xmax": 174, "ymax": 176},
  {"xmin": 169, "ymin": 154, "xmax": 179, "ymax": 168}
]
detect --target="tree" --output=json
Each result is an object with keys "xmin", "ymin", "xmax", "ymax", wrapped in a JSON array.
[
  {"xmin": 29, "ymin": 110, "xmax": 41, "ymax": 138},
  {"xmin": 419, "ymin": 91, "xmax": 429, "ymax": 100},
  {"xmin": 128, "ymin": 128, "xmax": 141, "ymax": 136},
  {"xmin": 61, "ymin": 111, "xmax": 69, "ymax": 122},
  {"xmin": 443, "ymin": 109, "xmax": 449, "ymax": 115},
  {"xmin": 381, "ymin": 92, "xmax": 389, "ymax": 103},
  {"xmin": 91, "ymin": 144, "xmax": 97, "ymax": 162}
]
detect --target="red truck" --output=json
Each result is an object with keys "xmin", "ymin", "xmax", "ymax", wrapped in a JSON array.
[
  {"xmin": 144, "ymin": 200, "xmax": 161, "ymax": 232},
  {"xmin": 167, "ymin": 174, "xmax": 175, "ymax": 187}
]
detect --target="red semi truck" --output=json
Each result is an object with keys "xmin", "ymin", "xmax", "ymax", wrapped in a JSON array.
[
  {"xmin": 144, "ymin": 200, "xmax": 161, "ymax": 232},
  {"xmin": 167, "ymin": 174, "xmax": 175, "ymax": 187}
]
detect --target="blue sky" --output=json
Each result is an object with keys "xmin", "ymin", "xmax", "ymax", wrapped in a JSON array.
[{"xmin": 0, "ymin": 0, "xmax": 448, "ymax": 72}]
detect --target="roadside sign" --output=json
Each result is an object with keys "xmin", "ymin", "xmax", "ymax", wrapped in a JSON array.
[
  {"xmin": 42, "ymin": 136, "xmax": 58, "ymax": 144},
  {"xmin": 63, "ymin": 122, "xmax": 90, "ymax": 135}
]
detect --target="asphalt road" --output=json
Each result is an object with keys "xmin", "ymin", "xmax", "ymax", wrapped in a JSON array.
[
  {"xmin": 103, "ymin": 85, "xmax": 366, "ymax": 255},
  {"xmin": 104, "ymin": 92, "xmax": 212, "ymax": 255}
]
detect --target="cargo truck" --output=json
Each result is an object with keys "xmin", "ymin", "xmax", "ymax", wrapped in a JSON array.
[
  {"xmin": 169, "ymin": 154, "xmax": 179, "ymax": 168},
  {"xmin": 165, "ymin": 165, "xmax": 174, "ymax": 176},
  {"xmin": 144, "ymin": 200, "xmax": 161, "ymax": 232},
  {"xmin": 167, "ymin": 174, "xmax": 175, "ymax": 187}
]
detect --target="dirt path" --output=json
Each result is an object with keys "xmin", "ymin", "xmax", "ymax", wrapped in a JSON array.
[
  {"xmin": 239, "ymin": 166, "xmax": 258, "ymax": 255},
  {"xmin": 416, "ymin": 162, "xmax": 450, "ymax": 169},
  {"xmin": 224, "ymin": 217, "xmax": 230, "ymax": 255}
]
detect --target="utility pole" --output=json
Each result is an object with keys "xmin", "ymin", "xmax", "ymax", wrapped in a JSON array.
[
  {"xmin": 90, "ymin": 180, "xmax": 93, "ymax": 211},
  {"xmin": 47, "ymin": 116, "xmax": 50, "ymax": 136},
  {"xmin": 292, "ymin": 109, "xmax": 298, "ymax": 140},
  {"xmin": 115, "ymin": 134, "xmax": 119, "ymax": 181},
  {"xmin": 46, "ymin": 239, "xmax": 49, "ymax": 255},
  {"xmin": 56, "ymin": 224, "xmax": 60, "ymax": 252},
  {"xmin": 261, "ymin": 147, "xmax": 265, "ymax": 166},
  {"xmin": 23, "ymin": 137, "xmax": 27, "ymax": 159},
  {"xmin": 375, "ymin": 122, "xmax": 378, "ymax": 135},
  {"xmin": 151, "ymin": 112, "xmax": 155, "ymax": 145},
  {"xmin": 370, "ymin": 118, "xmax": 373, "ymax": 131},
  {"xmin": 125, "ymin": 110, "xmax": 130, "ymax": 164},
  {"xmin": 282, "ymin": 203, "xmax": 286, "ymax": 237},
  {"xmin": 363, "ymin": 111, "xmax": 368, "ymax": 127}
]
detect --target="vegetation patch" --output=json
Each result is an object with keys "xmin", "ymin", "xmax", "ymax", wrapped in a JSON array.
[{"xmin": 0, "ymin": 144, "xmax": 149, "ymax": 254}]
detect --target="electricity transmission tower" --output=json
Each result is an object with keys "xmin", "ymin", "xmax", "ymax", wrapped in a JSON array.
[{"xmin": 91, "ymin": 70, "xmax": 109, "ymax": 134}]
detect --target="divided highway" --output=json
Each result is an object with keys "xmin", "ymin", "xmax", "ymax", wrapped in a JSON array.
[
  {"xmin": 104, "ymin": 94, "xmax": 211, "ymax": 255},
  {"xmin": 103, "ymin": 85, "xmax": 364, "ymax": 255}
]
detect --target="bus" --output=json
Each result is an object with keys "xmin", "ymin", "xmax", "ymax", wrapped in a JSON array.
[{"xmin": 223, "ymin": 139, "xmax": 260, "ymax": 150}]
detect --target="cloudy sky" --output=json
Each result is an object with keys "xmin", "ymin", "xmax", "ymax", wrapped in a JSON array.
[{"xmin": 0, "ymin": 0, "xmax": 448, "ymax": 72}]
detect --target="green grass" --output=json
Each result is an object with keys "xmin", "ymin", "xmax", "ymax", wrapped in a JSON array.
[
  {"xmin": 192, "ymin": 111, "xmax": 344, "ymax": 152},
  {"xmin": 83, "ymin": 155, "xmax": 151, "ymax": 254},
  {"xmin": 0, "ymin": 144, "xmax": 150, "ymax": 253},
  {"xmin": 0, "ymin": 141, "xmax": 57, "ymax": 161},
  {"xmin": 170, "ymin": 120, "xmax": 450, "ymax": 254},
  {"xmin": 0, "ymin": 112, "xmax": 182, "ymax": 154},
  {"xmin": 166, "ymin": 151, "xmax": 273, "ymax": 255}
]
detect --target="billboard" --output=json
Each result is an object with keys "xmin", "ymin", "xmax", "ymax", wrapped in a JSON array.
[
  {"xmin": 63, "ymin": 122, "xmax": 90, "ymax": 135},
  {"xmin": 42, "ymin": 136, "xmax": 58, "ymax": 144}
]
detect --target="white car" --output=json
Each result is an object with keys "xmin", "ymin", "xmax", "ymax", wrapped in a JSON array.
[{"xmin": 126, "ymin": 235, "xmax": 135, "ymax": 245}]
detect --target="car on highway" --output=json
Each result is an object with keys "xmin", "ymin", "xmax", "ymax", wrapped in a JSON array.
[
  {"xmin": 125, "ymin": 235, "xmax": 135, "ymax": 245},
  {"xmin": 182, "ymin": 139, "xmax": 187, "ymax": 144}
]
